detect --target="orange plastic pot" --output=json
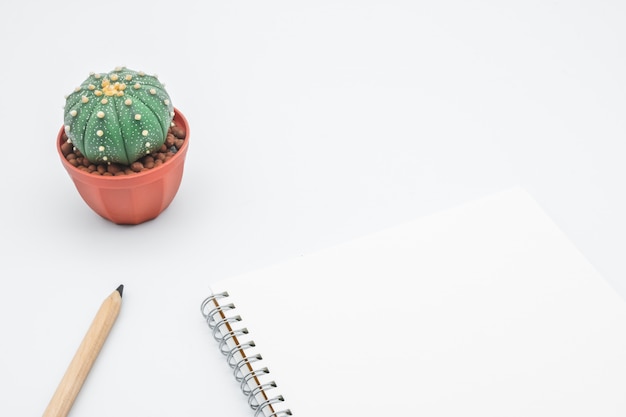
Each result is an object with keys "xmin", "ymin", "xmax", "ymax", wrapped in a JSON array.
[{"xmin": 57, "ymin": 108, "xmax": 190, "ymax": 225}]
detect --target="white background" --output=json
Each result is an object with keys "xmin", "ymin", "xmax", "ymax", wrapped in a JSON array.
[{"xmin": 1, "ymin": 1, "xmax": 625, "ymax": 416}]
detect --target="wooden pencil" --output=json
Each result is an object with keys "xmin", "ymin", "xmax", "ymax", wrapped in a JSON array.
[{"xmin": 42, "ymin": 285, "xmax": 124, "ymax": 417}]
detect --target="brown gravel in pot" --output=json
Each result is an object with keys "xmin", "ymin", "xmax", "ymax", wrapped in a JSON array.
[{"xmin": 60, "ymin": 124, "xmax": 186, "ymax": 176}]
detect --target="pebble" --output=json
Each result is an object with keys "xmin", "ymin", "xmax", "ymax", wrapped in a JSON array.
[{"xmin": 171, "ymin": 126, "xmax": 186, "ymax": 139}]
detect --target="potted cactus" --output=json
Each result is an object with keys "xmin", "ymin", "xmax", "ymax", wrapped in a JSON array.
[{"xmin": 57, "ymin": 66, "xmax": 190, "ymax": 225}]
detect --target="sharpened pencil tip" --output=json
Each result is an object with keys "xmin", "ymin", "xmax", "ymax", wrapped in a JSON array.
[{"xmin": 116, "ymin": 285, "xmax": 124, "ymax": 298}]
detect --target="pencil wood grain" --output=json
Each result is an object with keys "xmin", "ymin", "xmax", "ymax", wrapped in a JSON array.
[{"xmin": 42, "ymin": 285, "xmax": 123, "ymax": 417}]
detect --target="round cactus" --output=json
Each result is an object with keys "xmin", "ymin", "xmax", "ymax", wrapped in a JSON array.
[{"xmin": 63, "ymin": 67, "xmax": 174, "ymax": 165}]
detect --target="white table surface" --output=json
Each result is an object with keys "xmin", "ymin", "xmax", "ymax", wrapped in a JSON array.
[{"xmin": 1, "ymin": 1, "xmax": 625, "ymax": 416}]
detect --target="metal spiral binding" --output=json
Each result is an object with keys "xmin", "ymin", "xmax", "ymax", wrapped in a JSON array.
[{"xmin": 201, "ymin": 291, "xmax": 292, "ymax": 417}]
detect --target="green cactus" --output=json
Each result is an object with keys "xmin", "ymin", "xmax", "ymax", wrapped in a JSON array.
[{"xmin": 63, "ymin": 67, "xmax": 174, "ymax": 165}]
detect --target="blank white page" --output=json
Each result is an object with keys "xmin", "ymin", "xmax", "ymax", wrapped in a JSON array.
[{"xmin": 206, "ymin": 188, "xmax": 626, "ymax": 416}]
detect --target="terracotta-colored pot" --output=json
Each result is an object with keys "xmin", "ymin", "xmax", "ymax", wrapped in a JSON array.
[{"xmin": 57, "ymin": 108, "xmax": 190, "ymax": 225}]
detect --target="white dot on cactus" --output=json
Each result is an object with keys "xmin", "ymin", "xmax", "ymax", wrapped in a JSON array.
[
  {"xmin": 170, "ymin": 112, "xmax": 175, "ymax": 117},
  {"xmin": 164, "ymin": 99, "xmax": 170, "ymax": 105},
  {"xmin": 114, "ymin": 66, "xmax": 123, "ymax": 71},
  {"xmin": 101, "ymin": 98, "xmax": 108, "ymax": 104},
  {"xmin": 149, "ymin": 88, "xmax": 156, "ymax": 95},
  {"xmin": 70, "ymin": 110, "xmax": 77, "ymax": 117},
  {"xmin": 95, "ymin": 74, "xmax": 101, "ymax": 79},
  {"xmin": 145, "ymin": 142, "xmax": 150, "ymax": 147},
  {"xmin": 64, "ymin": 125, "xmax": 71, "ymax": 133},
  {"xmin": 97, "ymin": 111, "xmax": 105, "ymax": 118},
  {"xmin": 135, "ymin": 114, "xmax": 141, "ymax": 120},
  {"xmin": 68, "ymin": 139, "xmax": 72, "ymax": 144},
  {"xmin": 99, "ymin": 146, "xmax": 105, "ymax": 151},
  {"xmin": 81, "ymin": 96, "xmax": 89, "ymax": 103},
  {"xmin": 74, "ymin": 87, "xmax": 81, "ymax": 92},
  {"xmin": 125, "ymin": 74, "xmax": 132, "ymax": 81},
  {"xmin": 97, "ymin": 130, "xmax": 104, "ymax": 137},
  {"xmin": 142, "ymin": 130, "xmax": 149, "ymax": 136},
  {"xmin": 124, "ymin": 98, "xmax": 132, "ymax": 106},
  {"xmin": 103, "ymin": 156, "xmax": 108, "ymax": 161},
  {"xmin": 88, "ymin": 84, "xmax": 95, "ymax": 90},
  {"xmin": 110, "ymin": 74, "xmax": 119, "ymax": 81},
  {"xmin": 95, "ymin": 90, "xmax": 103, "ymax": 96},
  {"xmin": 89, "ymin": 71, "xmax": 95, "ymax": 75},
  {"xmin": 138, "ymin": 71, "xmax": 145, "ymax": 76},
  {"xmin": 133, "ymin": 83, "xmax": 140, "ymax": 89}
]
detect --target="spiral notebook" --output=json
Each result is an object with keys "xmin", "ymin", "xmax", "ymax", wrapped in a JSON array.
[{"xmin": 200, "ymin": 188, "xmax": 626, "ymax": 417}]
